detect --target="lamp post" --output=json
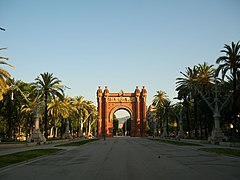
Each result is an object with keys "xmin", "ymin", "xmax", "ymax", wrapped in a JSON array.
[
  {"xmin": 31, "ymin": 78, "xmax": 46, "ymax": 143},
  {"xmin": 124, "ymin": 120, "xmax": 126, "ymax": 136},
  {"xmin": 197, "ymin": 78, "xmax": 228, "ymax": 143},
  {"xmin": 10, "ymin": 77, "xmax": 46, "ymax": 143}
]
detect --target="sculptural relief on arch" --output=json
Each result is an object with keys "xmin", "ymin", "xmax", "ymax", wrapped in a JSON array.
[{"xmin": 96, "ymin": 86, "xmax": 147, "ymax": 137}]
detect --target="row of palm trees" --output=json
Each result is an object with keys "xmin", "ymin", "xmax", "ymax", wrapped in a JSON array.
[
  {"xmin": 0, "ymin": 71, "xmax": 98, "ymax": 141},
  {"xmin": 1, "ymin": 29, "xmax": 98, "ymax": 141},
  {"xmin": 149, "ymin": 41, "xmax": 240, "ymax": 139}
]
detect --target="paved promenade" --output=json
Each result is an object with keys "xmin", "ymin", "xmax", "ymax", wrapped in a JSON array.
[{"xmin": 0, "ymin": 137, "xmax": 240, "ymax": 180}]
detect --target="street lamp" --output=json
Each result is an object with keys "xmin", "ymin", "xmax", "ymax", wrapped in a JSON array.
[
  {"xmin": 10, "ymin": 76, "xmax": 46, "ymax": 143},
  {"xmin": 196, "ymin": 78, "xmax": 228, "ymax": 142}
]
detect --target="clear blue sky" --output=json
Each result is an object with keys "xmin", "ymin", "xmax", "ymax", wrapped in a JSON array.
[{"xmin": 1, "ymin": 0, "xmax": 240, "ymax": 109}]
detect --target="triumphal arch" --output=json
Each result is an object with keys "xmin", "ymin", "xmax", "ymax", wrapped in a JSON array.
[{"xmin": 96, "ymin": 86, "xmax": 147, "ymax": 137}]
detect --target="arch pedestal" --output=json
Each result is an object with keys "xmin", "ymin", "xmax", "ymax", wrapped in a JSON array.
[{"xmin": 97, "ymin": 86, "xmax": 147, "ymax": 137}]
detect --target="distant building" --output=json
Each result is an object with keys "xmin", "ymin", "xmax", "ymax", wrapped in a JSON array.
[{"xmin": 119, "ymin": 123, "xmax": 123, "ymax": 129}]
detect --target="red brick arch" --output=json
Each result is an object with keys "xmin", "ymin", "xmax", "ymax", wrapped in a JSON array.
[{"xmin": 96, "ymin": 86, "xmax": 147, "ymax": 137}]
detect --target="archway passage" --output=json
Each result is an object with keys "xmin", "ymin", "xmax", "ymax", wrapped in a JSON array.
[
  {"xmin": 114, "ymin": 109, "xmax": 131, "ymax": 136},
  {"xmin": 96, "ymin": 86, "xmax": 147, "ymax": 137}
]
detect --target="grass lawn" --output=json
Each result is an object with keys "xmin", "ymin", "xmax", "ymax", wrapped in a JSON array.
[
  {"xmin": 55, "ymin": 138, "xmax": 99, "ymax": 147},
  {"xmin": 0, "ymin": 148, "xmax": 63, "ymax": 168},
  {"xmin": 200, "ymin": 148, "xmax": 240, "ymax": 157},
  {"xmin": 149, "ymin": 138, "xmax": 202, "ymax": 146},
  {"xmin": 0, "ymin": 141, "xmax": 27, "ymax": 144}
]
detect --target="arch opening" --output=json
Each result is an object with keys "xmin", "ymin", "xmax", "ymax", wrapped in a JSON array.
[{"xmin": 112, "ymin": 109, "xmax": 131, "ymax": 136}]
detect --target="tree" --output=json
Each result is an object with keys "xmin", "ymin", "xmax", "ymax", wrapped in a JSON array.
[
  {"xmin": 48, "ymin": 97, "xmax": 70, "ymax": 138},
  {"xmin": 36, "ymin": 72, "xmax": 64, "ymax": 139},
  {"xmin": 86, "ymin": 104, "xmax": 98, "ymax": 137},
  {"xmin": 197, "ymin": 62, "xmax": 215, "ymax": 92},
  {"xmin": 84, "ymin": 100, "xmax": 96, "ymax": 136},
  {"xmin": 152, "ymin": 90, "xmax": 168, "ymax": 107},
  {"xmin": 73, "ymin": 96, "xmax": 88, "ymax": 137},
  {"xmin": 176, "ymin": 67, "xmax": 198, "ymax": 137},
  {"xmin": 0, "ymin": 48, "xmax": 13, "ymax": 100},
  {"xmin": 197, "ymin": 62, "xmax": 215, "ymax": 137},
  {"xmin": 176, "ymin": 62, "xmax": 215, "ymax": 137},
  {"xmin": 152, "ymin": 90, "xmax": 169, "ymax": 136},
  {"xmin": 216, "ymin": 41, "xmax": 240, "ymax": 136},
  {"xmin": 1, "ymin": 79, "xmax": 14, "ymax": 140},
  {"xmin": 161, "ymin": 99, "xmax": 172, "ymax": 137},
  {"xmin": 113, "ymin": 114, "xmax": 118, "ymax": 136}
]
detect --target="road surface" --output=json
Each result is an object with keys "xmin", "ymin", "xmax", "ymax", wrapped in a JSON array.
[{"xmin": 0, "ymin": 137, "xmax": 240, "ymax": 180}]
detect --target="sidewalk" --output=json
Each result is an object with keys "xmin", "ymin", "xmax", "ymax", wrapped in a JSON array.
[
  {"xmin": 0, "ymin": 138, "xmax": 85, "ymax": 156},
  {"xmin": 148, "ymin": 136, "xmax": 240, "ymax": 149}
]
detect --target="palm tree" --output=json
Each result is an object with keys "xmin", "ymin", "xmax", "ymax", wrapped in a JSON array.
[
  {"xmin": 177, "ymin": 63, "xmax": 216, "ymax": 137},
  {"xmin": 197, "ymin": 62, "xmax": 215, "ymax": 92},
  {"xmin": 84, "ymin": 101, "xmax": 97, "ymax": 136},
  {"xmin": 171, "ymin": 102, "xmax": 183, "ymax": 135},
  {"xmin": 223, "ymin": 71, "xmax": 240, "ymax": 136},
  {"xmin": 0, "ymin": 48, "xmax": 13, "ymax": 99},
  {"xmin": 152, "ymin": 90, "xmax": 169, "ymax": 136},
  {"xmin": 1, "ymin": 79, "xmax": 14, "ymax": 141},
  {"xmin": 85, "ymin": 103, "xmax": 98, "ymax": 136},
  {"xmin": 152, "ymin": 90, "xmax": 168, "ymax": 107},
  {"xmin": 48, "ymin": 98, "xmax": 63, "ymax": 138},
  {"xmin": 176, "ymin": 66, "xmax": 198, "ymax": 137},
  {"xmin": 161, "ymin": 99, "xmax": 172, "ymax": 137},
  {"xmin": 73, "ymin": 96, "xmax": 87, "ymax": 137},
  {"xmin": 216, "ymin": 41, "xmax": 240, "ymax": 136},
  {"xmin": 36, "ymin": 72, "xmax": 64, "ymax": 139},
  {"xmin": 197, "ymin": 62, "xmax": 215, "ymax": 137}
]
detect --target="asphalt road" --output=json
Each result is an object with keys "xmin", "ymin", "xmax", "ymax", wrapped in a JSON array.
[{"xmin": 0, "ymin": 137, "xmax": 240, "ymax": 180}]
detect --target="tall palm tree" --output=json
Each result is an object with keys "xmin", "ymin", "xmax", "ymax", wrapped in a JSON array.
[
  {"xmin": 36, "ymin": 72, "xmax": 64, "ymax": 139},
  {"xmin": 197, "ymin": 62, "xmax": 215, "ymax": 136},
  {"xmin": 176, "ymin": 66, "xmax": 198, "ymax": 137},
  {"xmin": 216, "ymin": 41, "xmax": 240, "ymax": 135}
]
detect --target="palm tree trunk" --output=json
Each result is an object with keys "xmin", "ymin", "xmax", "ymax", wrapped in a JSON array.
[
  {"xmin": 44, "ymin": 92, "xmax": 48, "ymax": 139},
  {"xmin": 199, "ymin": 114, "xmax": 203, "ymax": 138},
  {"xmin": 80, "ymin": 121, "xmax": 84, "ymax": 137},
  {"xmin": 176, "ymin": 116, "xmax": 179, "ymax": 134},
  {"xmin": 184, "ymin": 98, "xmax": 191, "ymax": 137},
  {"xmin": 53, "ymin": 117, "xmax": 56, "ymax": 138},
  {"xmin": 233, "ymin": 68, "xmax": 237, "ymax": 137},
  {"xmin": 7, "ymin": 99, "xmax": 13, "ymax": 141},
  {"xmin": 61, "ymin": 116, "xmax": 64, "ymax": 138},
  {"xmin": 166, "ymin": 114, "xmax": 169, "ymax": 135},
  {"xmin": 194, "ymin": 97, "xmax": 198, "ymax": 137}
]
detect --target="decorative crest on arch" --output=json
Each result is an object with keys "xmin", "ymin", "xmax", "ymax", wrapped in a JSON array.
[{"xmin": 119, "ymin": 90, "xmax": 124, "ymax": 97}]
